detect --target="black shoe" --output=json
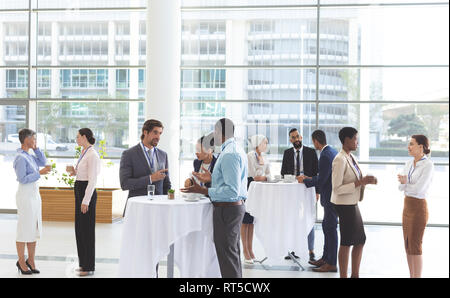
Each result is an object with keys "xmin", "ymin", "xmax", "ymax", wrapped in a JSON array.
[
  {"xmin": 309, "ymin": 252, "xmax": 316, "ymax": 262},
  {"xmin": 284, "ymin": 251, "xmax": 300, "ymax": 260},
  {"xmin": 26, "ymin": 259, "xmax": 40, "ymax": 274},
  {"xmin": 16, "ymin": 261, "xmax": 32, "ymax": 275}
]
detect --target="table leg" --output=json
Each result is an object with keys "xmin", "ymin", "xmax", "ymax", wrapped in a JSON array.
[
  {"xmin": 288, "ymin": 252, "xmax": 305, "ymax": 271},
  {"xmin": 167, "ymin": 244, "xmax": 174, "ymax": 278}
]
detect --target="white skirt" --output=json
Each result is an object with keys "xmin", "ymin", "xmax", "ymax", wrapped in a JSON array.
[{"xmin": 16, "ymin": 182, "xmax": 42, "ymax": 242}]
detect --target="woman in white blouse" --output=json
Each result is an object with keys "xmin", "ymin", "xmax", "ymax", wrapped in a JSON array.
[
  {"xmin": 398, "ymin": 135, "xmax": 434, "ymax": 278},
  {"xmin": 242, "ymin": 135, "xmax": 271, "ymax": 264},
  {"xmin": 67, "ymin": 128, "xmax": 101, "ymax": 276}
]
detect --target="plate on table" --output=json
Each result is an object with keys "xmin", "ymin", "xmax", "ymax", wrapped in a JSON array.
[{"xmin": 183, "ymin": 193, "xmax": 203, "ymax": 202}]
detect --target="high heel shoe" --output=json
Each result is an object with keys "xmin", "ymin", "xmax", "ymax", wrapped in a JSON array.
[
  {"xmin": 26, "ymin": 259, "xmax": 40, "ymax": 274},
  {"xmin": 16, "ymin": 261, "xmax": 32, "ymax": 275}
]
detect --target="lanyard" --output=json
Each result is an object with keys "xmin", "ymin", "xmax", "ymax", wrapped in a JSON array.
[
  {"xmin": 351, "ymin": 157, "xmax": 361, "ymax": 178},
  {"xmin": 142, "ymin": 143, "xmax": 156, "ymax": 171},
  {"xmin": 76, "ymin": 146, "xmax": 92, "ymax": 170},
  {"xmin": 408, "ymin": 157, "xmax": 426, "ymax": 183}
]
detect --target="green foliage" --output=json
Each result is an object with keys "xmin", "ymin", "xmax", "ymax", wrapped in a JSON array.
[
  {"xmin": 98, "ymin": 140, "xmax": 113, "ymax": 168},
  {"xmin": 388, "ymin": 114, "xmax": 428, "ymax": 141}
]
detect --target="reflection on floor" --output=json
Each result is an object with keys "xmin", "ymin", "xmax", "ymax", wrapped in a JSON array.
[{"xmin": 0, "ymin": 215, "xmax": 448, "ymax": 278}]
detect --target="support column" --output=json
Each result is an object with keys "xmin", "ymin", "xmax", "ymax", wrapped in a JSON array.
[{"xmin": 146, "ymin": 0, "xmax": 181, "ymax": 189}]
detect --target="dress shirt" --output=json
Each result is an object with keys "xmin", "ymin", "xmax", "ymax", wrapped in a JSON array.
[
  {"xmin": 247, "ymin": 150, "xmax": 271, "ymax": 179},
  {"xmin": 13, "ymin": 148, "xmax": 47, "ymax": 184},
  {"xmin": 75, "ymin": 147, "xmax": 101, "ymax": 205},
  {"xmin": 398, "ymin": 156, "xmax": 434, "ymax": 200},
  {"xmin": 208, "ymin": 138, "xmax": 248, "ymax": 202},
  {"xmin": 140, "ymin": 142, "xmax": 158, "ymax": 173}
]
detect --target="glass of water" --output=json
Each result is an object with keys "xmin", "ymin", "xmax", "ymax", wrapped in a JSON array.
[{"xmin": 147, "ymin": 185, "xmax": 155, "ymax": 200}]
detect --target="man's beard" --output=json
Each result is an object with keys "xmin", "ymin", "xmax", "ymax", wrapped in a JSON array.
[{"xmin": 293, "ymin": 141, "xmax": 302, "ymax": 149}]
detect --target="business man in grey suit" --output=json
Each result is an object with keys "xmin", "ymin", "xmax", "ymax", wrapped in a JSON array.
[{"xmin": 120, "ymin": 119, "xmax": 171, "ymax": 216}]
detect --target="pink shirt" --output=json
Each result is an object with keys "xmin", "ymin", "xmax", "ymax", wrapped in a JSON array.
[{"xmin": 75, "ymin": 147, "xmax": 101, "ymax": 205}]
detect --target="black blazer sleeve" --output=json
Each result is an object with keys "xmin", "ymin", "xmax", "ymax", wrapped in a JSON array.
[{"xmin": 281, "ymin": 149, "xmax": 291, "ymax": 176}]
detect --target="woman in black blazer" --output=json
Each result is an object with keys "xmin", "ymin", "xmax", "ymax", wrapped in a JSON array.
[{"xmin": 184, "ymin": 134, "xmax": 217, "ymax": 188}]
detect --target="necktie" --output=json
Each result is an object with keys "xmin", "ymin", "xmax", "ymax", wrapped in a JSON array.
[{"xmin": 296, "ymin": 150, "xmax": 301, "ymax": 176}]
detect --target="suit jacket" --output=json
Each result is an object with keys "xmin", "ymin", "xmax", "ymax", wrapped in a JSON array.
[
  {"xmin": 304, "ymin": 145, "xmax": 338, "ymax": 206},
  {"xmin": 193, "ymin": 155, "xmax": 217, "ymax": 188},
  {"xmin": 330, "ymin": 149, "xmax": 365, "ymax": 205},
  {"xmin": 281, "ymin": 146, "xmax": 319, "ymax": 193},
  {"xmin": 119, "ymin": 144, "xmax": 171, "ymax": 199}
]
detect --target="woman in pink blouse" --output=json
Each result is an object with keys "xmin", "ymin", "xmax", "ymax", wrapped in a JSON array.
[{"xmin": 67, "ymin": 128, "xmax": 101, "ymax": 276}]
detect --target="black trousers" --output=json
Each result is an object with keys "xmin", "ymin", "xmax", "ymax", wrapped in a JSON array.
[{"xmin": 74, "ymin": 181, "xmax": 97, "ymax": 272}]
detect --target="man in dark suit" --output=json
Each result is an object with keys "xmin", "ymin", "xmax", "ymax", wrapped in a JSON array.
[
  {"xmin": 299, "ymin": 129, "xmax": 338, "ymax": 273},
  {"xmin": 281, "ymin": 128, "xmax": 319, "ymax": 262},
  {"xmin": 120, "ymin": 119, "xmax": 171, "ymax": 216}
]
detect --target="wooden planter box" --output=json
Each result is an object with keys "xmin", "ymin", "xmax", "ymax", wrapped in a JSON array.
[{"xmin": 39, "ymin": 187, "xmax": 124, "ymax": 223}]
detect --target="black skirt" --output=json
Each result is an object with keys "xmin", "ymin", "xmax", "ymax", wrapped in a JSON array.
[{"xmin": 333, "ymin": 204, "xmax": 366, "ymax": 246}]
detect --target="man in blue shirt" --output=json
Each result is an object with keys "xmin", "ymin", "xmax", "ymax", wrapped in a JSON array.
[{"xmin": 181, "ymin": 118, "xmax": 248, "ymax": 278}]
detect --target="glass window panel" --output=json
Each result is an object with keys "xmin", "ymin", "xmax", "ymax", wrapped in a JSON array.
[
  {"xmin": 34, "ymin": 68, "xmax": 145, "ymax": 99},
  {"xmin": 35, "ymin": 11, "xmax": 146, "ymax": 66},
  {"xmin": 2, "ymin": 69, "xmax": 29, "ymax": 98},
  {"xmin": 33, "ymin": 0, "xmax": 147, "ymax": 9},
  {"xmin": 180, "ymin": 101, "xmax": 316, "ymax": 162},
  {"xmin": 0, "ymin": 104, "xmax": 27, "ymax": 209},
  {"xmin": 182, "ymin": 9, "xmax": 317, "ymax": 67},
  {"xmin": 1, "ymin": 13, "xmax": 29, "ymax": 67},
  {"xmin": 317, "ymin": 164, "xmax": 449, "ymax": 225},
  {"xmin": 320, "ymin": 5, "xmax": 449, "ymax": 65},
  {"xmin": 322, "ymin": 0, "xmax": 447, "ymax": 4},
  {"xmin": 318, "ymin": 67, "xmax": 449, "ymax": 102},
  {"xmin": 0, "ymin": 0, "xmax": 28, "ymax": 9},
  {"xmin": 181, "ymin": 68, "xmax": 316, "ymax": 101},
  {"xmin": 317, "ymin": 103, "xmax": 449, "ymax": 163},
  {"xmin": 181, "ymin": 0, "xmax": 317, "ymax": 7},
  {"xmin": 36, "ymin": 101, "xmax": 142, "ymax": 158}
]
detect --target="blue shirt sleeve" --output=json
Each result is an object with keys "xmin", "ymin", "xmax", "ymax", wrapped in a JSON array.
[
  {"xmin": 208, "ymin": 153, "xmax": 241, "ymax": 201},
  {"xmin": 14, "ymin": 155, "xmax": 41, "ymax": 184},
  {"xmin": 32, "ymin": 148, "xmax": 47, "ymax": 167}
]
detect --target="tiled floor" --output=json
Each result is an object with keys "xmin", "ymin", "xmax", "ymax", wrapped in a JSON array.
[{"xmin": 0, "ymin": 215, "xmax": 448, "ymax": 278}]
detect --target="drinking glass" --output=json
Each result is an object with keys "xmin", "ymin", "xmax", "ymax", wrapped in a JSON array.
[{"xmin": 147, "ymin": 185, "xmax": 155, "ymax": 200}]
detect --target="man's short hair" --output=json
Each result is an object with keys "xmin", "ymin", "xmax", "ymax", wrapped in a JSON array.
[
  {"xmin": 18, "ymin": 128, "xmax": 36, "ymax": 144},
  {"xmin": 289, "ymin": 128, "xmax": 298, "ymax": 136},
  {"xmin": 141, "ymin": 119, "xmax": 164, "ymax": 140},
  {"xmin": 215, "ymin": 118, "xmax": 235, "ymax": 139},
  {"xmin": 312, "ymin": 129, "xmax": 327, "ymax": 145}
]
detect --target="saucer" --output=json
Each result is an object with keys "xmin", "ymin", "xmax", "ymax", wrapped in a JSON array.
[{"xmin": 184, "ymin": 198, "xmax": 200, "ymax": 202}]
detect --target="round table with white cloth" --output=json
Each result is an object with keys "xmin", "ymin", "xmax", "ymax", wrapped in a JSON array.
[
  {"xmin": 118, "ymin": 195, "xmax": 221, "ymax": 278},
  {"xmin": 246, "ymin": 181, "xmax": 316, "ymax": 261}
]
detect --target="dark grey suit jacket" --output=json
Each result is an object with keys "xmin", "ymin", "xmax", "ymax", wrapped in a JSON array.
[{"xmin": 120, "ymin": 143, "xmax": 171, "ymax": 204}]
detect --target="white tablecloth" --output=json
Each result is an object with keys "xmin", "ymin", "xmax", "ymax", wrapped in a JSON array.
[
  {"xmin": 246, "ymin": 182, "xmax": 316, "ymax": 261},
  {"xmin": 118, "ymin": 195, "xmax": 221, "ymax": 278}
]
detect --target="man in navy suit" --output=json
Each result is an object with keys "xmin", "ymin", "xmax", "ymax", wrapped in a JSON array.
[{"xmin": 299, "ymin": 130, "xmax": 338, "ymax": 273}]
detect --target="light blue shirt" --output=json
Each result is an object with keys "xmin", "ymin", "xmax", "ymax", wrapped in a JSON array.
[
  {"xmin": 208, "ymin": 138, "xmax": 248, "ymax": 202},
  {"xmin": 13, "ymin": 148, "xmax": 47, "ymax": 184}
]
